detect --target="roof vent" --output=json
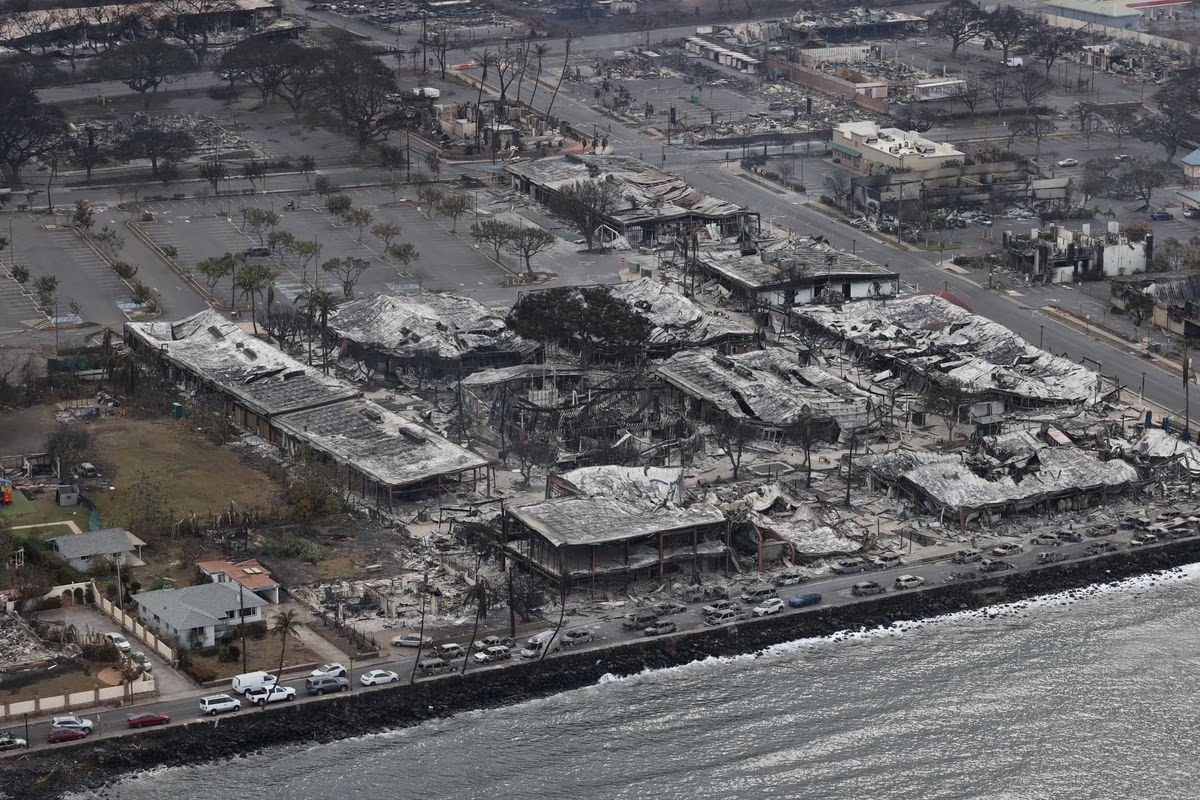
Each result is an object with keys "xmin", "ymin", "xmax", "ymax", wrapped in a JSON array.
[{"xmin": 398, "ymin": 426, "xmax": 426, "ymax": 444}]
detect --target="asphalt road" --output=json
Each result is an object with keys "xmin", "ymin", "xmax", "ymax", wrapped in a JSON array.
[{"xmin": 0, "ymin": 529, "xmax": 1168, "ymax": 753}]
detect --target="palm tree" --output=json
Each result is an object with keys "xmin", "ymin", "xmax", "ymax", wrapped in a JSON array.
[
  {"xmin": 294, "ymin": 286, "xmax": 338, "ymax": 372},
  {"xmin": 409, "ymin": 571, "xmax": 429, "ymax": 684},
  {"xmin": 235, "ymin": 263, "xmax": 276, "ymax": 335},
  {"xmin": 272, "ymin": 609, "xmax": 300, "ymax": 680},
  {"xmin": 223, "ymin": 251, "xmax": 246, "ymax": 310},
  {"xmin": 545, "ymin": 33, "xmax": 572, "ymax": 119},
  {"xmin": 460, "ymin": 551, "xmax": 487, "ymax": 675},
  {"xmin": 528, "ymin": 44, "xmax": 550, "ymax": 112}
]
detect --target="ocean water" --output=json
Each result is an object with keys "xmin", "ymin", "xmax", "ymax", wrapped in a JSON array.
[{"xmin": 89, "ymin": 566, "xmax": 1200, "ymax": 800}]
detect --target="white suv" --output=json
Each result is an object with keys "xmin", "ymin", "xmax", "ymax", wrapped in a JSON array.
[
  {"xmin": 199, "ymin": 694, "xmax": 242, "ymax": 716},
  {"xmin": 51, "ymin": 715, "xmax": 93, "ymax": 733}
]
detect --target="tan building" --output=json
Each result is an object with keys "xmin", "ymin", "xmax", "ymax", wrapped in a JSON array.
[{"xmin": 830, "ymin": 121, "xmax": 964, "ymax": 174}]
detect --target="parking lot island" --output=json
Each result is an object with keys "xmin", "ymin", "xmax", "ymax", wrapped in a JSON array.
[{"xmin": 4, "ymin": 540, "xmax": 1200, "ymax": 800}]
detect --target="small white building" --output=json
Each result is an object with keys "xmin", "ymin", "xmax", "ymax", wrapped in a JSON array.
[
  {"xmin": 831, "ymin": 121, "xmax": 964, "ymax": 174},
  {"xmin": 50, "ymin": 528, "xmax": 145, "ymax": 572},
  {"xmin": 133, "ymin": 582, "xmax": 267, "ymax": 650}
]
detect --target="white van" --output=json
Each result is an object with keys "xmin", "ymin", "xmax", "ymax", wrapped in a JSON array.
[
  {"xmin": 1005, "ymin": 57, "xmax": 1024, "ymax": 67},
  {"xmin": 231, "ymin": 670, "xmax": 278, "ymax": 695}
]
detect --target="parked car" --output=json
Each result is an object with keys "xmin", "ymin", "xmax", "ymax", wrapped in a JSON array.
[
  {"xmin": 416, "ymin": 658, "xmax": 454, "ymax": 676},
  {"xmin": 1130, "ymin": 533, "xmax": 1159, "ymax": 546},
  {"xmin": 520, "ymin": 637, "xmax": 550, "ymax": 659},
  {"xmin": 992, "ymin": 543, "xmax": 1023, "ymax": 557},
  {"xmin": 702, "ymin": 599, "xmax": 739, "ymax": 617},
  {"xmin": 644, "ymin": 621, "xmax": 678, "ymax": 636},
  {"xmin": 474, "ymin": 635, "xmax": 514, "ymax": 651},
  {"xmin": 848, "ymin": 216, "xmax": 867, "ymax": 227},
  {"xmin": 126, "ymin": 712, "xmax": 171, "ymax": 729},
  {"xmin": 562, "ymin": 630, "xmax": 594, "ymax": 646},
  {"xmin": 310, "ymin": 662, "xmax": 347, "ymax": 678},
  {"xmin": 872, "ymin": 553, "xmax": 904, "ymax": 570},
  {"xmin": 951, "ymin": 549, "xmax": 983, "ymax": 564},
  {"xmin": 1056, "ymin": 158, "xmax": 1079, "ymax": 167},
  {"xmin": 979, "ymin": 558, "xmax": 1013, "ymax": 572},
  {"xmin": 1087, "ymin": 541, "xmax": 1118, "ymax": 554},
  {"xmin": 49, "ymin": 727, "xmax": 88, "ymax": 744},
  {"xmin": 1149, "ymin": 210, "xmax": 1174, "ymax": 221},
  {"xmin": 833, "ymin": 559, "xmax": 869, "ymax": 575},
  {"xmin": 473, "ymin": 645, "xmax": 512, "ymax": 664},
  {"xmin": 704, "ymin": 610, "xmax": 741, "ymax": 626},
  {"xmin": 199, "ymin": 694, "xmax": 242, "ymax": 716},
  {"xmin": 360, "ymin": 669, "xmax": 400, "ymax": 686},
  {"xmin": 851, "ymin": 581, "xmax": 885, "ymax": 596},
  {"xmin": 305, "ymin": 675, "xmax": 350, "ymax": 695},
  {"xmin": 740, "ymin": 585, "xmax": 778, "ymax": 604},
  {"xmin": 1184, "ymin": 207, "xmax": 1200, "ymax": 219},
  {"xmin": 391, "ymin": 634, "xmax": 433, "ymax": 648},
  {"xmin": 1113, "ymin": 154, "xmax": 1132, "ymax": 162},
  {"xmin": 51, "ymin": 716, "xmax": 93, "ymax": 734},
  {"xmin": 1058, "ymin": 529, "xmax": 1083, "ymax": 542},
  {"xmin": 246, "ymin": 685, "xmax": 297, "ymax": 706},
  {"xmin": 622, "ymin": 611, "xmax": 659, "ymax": 630},
  {"xmin": 104, "ymin": 632, "xmax": 132, "ymax": 653},
  {"xmin": 893, "ymin": 575, "xmax": 925, "ymax": 590},
  {"xmin": 788, "ymin": 592, "xmax": 823, "ymax": 608},
  {"xmin": 774, "ymin": 572, "xmax": 805, "ymax": 587},
  {"xmin": 753, "ymin": 598, "xmax": 785, "ymax": 617},
  {"xmin": 652, "ymin": 601, "xmax": 689, "ymax": 616},
  {"xmin": 0, "ymin": 733, "xmax": 28, "ymax": 751},
  {"xmin": 1031, "ymin": 533, "xmax": 1061, "ymax": 546},
  {"xmin": 231, "ymin": 670, "xmax": 277, "ymax": 695},
  {"xmin": 129, "ymin": 651, "xmax": 153, "ymax": 674},
  {"xmin": 242, "ymin": 246, "xmax": 272, "ymax": 258},
  {"xmin": 1037, "ymin": 552, "xmax": 1069, "ymax": 564},
  {"xmin": 434, "ymin": 643, "xmax": 467, "ymax": 661}
]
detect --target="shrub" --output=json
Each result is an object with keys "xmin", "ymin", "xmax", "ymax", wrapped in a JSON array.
[
  {"xmin": 197, "ymin": 645, "xmax": 219, "ymax": 658},
  {"xmin": 38, "ymin": 596, "xmax": 62, "ymax": 610},
  {"xmin": 207, "ymin": 85, "xmax": 239, "ymax": 102},
  {"xmin": 188, "ymin": 662, "xmax": 217, "ymax": 682}
]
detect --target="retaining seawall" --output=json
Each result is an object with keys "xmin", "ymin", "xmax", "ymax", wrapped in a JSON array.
[{"xmin": 5, "ymin": 539, "xmax": 1200, "ymax": 800}]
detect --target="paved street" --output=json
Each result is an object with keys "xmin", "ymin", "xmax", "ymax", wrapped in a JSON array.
[{"xmin": 0, "ymin": 527, "xmax": 1177, "ymax": 752}]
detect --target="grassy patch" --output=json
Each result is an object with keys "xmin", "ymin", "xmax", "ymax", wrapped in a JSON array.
[
  {"xmin": 187, "ymin": 629, "xmax": 325, "ymax": 681},
  {"xmin": 88, "ymin": 417, "xmax": 278, "ymax": 524}
]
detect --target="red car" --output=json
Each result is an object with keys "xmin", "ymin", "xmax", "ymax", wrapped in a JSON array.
[
  {"xmin": 126, "ymin": 712, "xmax": 171, "ymax": 729},
  {"xmin": 48, "ymin": 727, "xmax": 88, "ymax": 744}
]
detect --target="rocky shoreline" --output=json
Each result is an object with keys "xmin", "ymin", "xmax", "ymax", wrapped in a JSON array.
[{"xmin": 4, "ymin": 539, "xmax": 1199, "ymax": 800}]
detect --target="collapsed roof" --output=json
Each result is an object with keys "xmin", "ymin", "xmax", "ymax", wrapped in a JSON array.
[
  {"xmin": 127, "ymin": 309, "xmax": 360, "ymax": 416},
  {"xmin": 869, "ymin": 445, "xmax": 1139, "ymax": 512},
  {"xmin": 798, "ymin": 295, "xmax": 1114, "ymax": 405},
  {"xmin": 509, "ymin": 495, "xmax": 727, "ymax": 547},
  {"xmin": 504, "ymin": 154, "xmax": 747, "ymax": 225},
  {"xmin": 608, "ymin": 279, "xmax": 754, "ymax": 350},
  {"xmin": 726, "ymin": 483, "xmax": 862, "ymax": 556},
  {"xmin": 554, "ymin": 465, "xmax": 686, "ymax": 506},
  {"xmin": 329, "ymin": 291, "xmax": 538, "ymax": 365},
  {"xmin": 697, "ymin": 235, "xmax": 898, "ymax": 290},
  {"xmin": 272, "ymin": 398, "xmax": 489, "ymax": 489},
  {"xmin": 654, "ymin": 347, "xmax": 874, "ymax": 432}
]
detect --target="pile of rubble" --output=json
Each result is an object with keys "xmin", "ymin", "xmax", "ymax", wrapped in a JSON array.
[{"xmin": 0, "ymin": 612, "xmax": 59, "ymax": 671}]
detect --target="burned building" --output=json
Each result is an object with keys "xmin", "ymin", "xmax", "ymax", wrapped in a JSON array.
[
  {"xmin": 654, "ymin": 347, "xmax": 875, "ymax": 444},
  {"xmin": 1006, "ymin": 222, "xmax": 1150, "ymax": 284},
  {"xmin": 503, "ymin": 154, "xmax": 756, "ymax": 249},
  {"xmin": 608, "ymin": 278, "xmax": 757, "ymax": 357},
  {"xmin": 327, "ymin": 291, "xmax": 540, "ymax": 381},
  {"xmin": 688, "ymin": 234, "xmax": 899, "ymax": 314},
  {"xmin": 460, "ymin": 363, "xmax": 686, "ymax": 469},
  {"xmin": 125, "ymin": 310, "xmax": 492, "ymax": 505},
  {"xmin": 795, "ymin": 295, "xmax": 1118, "ymax": 409},
  {"xmin": 506, "ymin": 466, "xmax": 730, "ymax": 592},
  {"xmin": 1109, "ymin": 273, "xmax": 1200, "ymax": 338},
  {"xmin": 864, "ymin": 430, "xmax": 1140, "ymax": 526}
]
